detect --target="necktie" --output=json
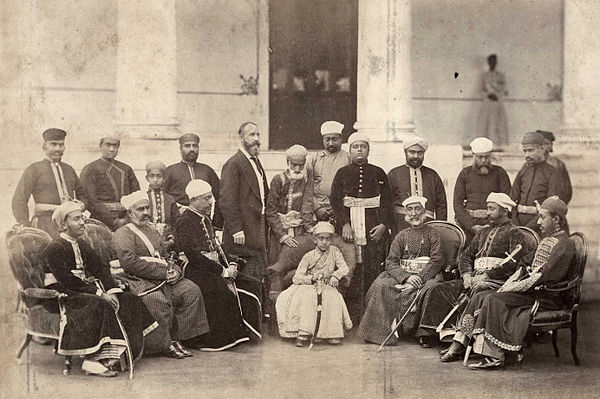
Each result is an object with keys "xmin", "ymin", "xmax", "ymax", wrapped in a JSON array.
[{"xmin": 250, "ymin": 156, "xmax": 265, "ymax": 178}]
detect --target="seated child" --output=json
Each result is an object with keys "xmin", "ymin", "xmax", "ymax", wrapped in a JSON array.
[{"xmin": 275, "ymin": 221, "xmax": 353, "ymax": 346}]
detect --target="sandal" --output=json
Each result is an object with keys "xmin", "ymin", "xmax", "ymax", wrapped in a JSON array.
[{"xmin": 467, "ymin": 356, "xmax": 505, "ymax": 370}]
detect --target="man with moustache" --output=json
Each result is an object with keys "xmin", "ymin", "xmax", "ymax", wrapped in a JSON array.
[
  {"xmin": 12, "ymin": 128, "xmax": 89, "ymax": 238},
  {"xmin": 511, "ymin": 131, "xmax": 563, "ymax": 232},
  {"xmin": 454, "ymin": 137, "xmax": 511, "ymax": 242},
  {"xmin": 112, "ymin": 191, "xmax": 209, "ymax": 358},
  {"xmin": 357, "ymin": 196, "xmax": 442, "ymax": 346},
  {"xmin": 330, "ymin": 133, "xmax": 393, "ymax": 307},
  {"xmin": 306, "ymin": 121, "xmax": 352, "ymax": 223},
  {"xmin": 220, "ymin": 122, "xmax": 269, "ymax": 281},
  {"xmin": 164, "ymin": 133, "xmax": 223, "ymax": 228},
  {"xmin": 537, "ymin": 130, "xmax": 572, "ymax": 204},
  {"xmin": 265, "ymin": 144, "xmax": 314, "ymax": 264},
  {"xmin": 387, "ymin": 136, "xmax": 447, "ymax": 236},
  {"xmin": 80, "ymin": 136, "xmax": 140, "ymax": 230},
  {"xmin": 467, "ymin": 197, "xmax": 573, "ymax": 370},
  {"xmin": 417, "ymin": 193, "xmax": 526, "ymax": 354}
]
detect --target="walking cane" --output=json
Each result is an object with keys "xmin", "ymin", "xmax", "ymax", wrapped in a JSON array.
[{"xmin": 377, "ymin": 287, "xmax": 423, "ymax": 352}]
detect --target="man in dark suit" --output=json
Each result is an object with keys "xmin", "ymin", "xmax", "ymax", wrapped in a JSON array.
[{"xmin": 220, "ymin": 122, "xmax": 269, "ymax": 281}]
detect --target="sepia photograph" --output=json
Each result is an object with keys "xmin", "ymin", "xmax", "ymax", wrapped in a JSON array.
[{"xmin": 1, "ymin": 0, "xmax": 599, "ymax": 398}]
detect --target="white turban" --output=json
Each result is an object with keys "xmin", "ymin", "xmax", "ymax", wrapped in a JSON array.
[
  {"xmin": 403, "ymin": 136, "xmax": 429, "ymax": 151},
  {"xmin": 401, "ymin": 195, "xmax": 427, "ymax": 208},
  {"xmin": 185, "ymin": 179, "xmax": 212, "ymax": 199},
  {"xmin": 51, "ymin": 201, "xmax": 82, "ymax": 226},
  {"xmin": 121, "ymin": 190, "xmax": 149, "ymax": 210},
  {"xmin": 470, "ymin": 137, "xmax": 494, "ymax": 154},
  {"xmin": 486, "ymin": 192, "xmax": 516, "ymax": 211},
  {"xmin": 347, "ymin": 132, "xmax": 370, "ymax": 147},
  {"xmin": 312, "ymin": 221, "xmax": 335, "ymax": 236},
  {"xmin": 321, "ymin": 121, "xmax": 344, "ymax": 135},
  {"xmin": 285, "ymin": 144, "xmax": 308, "ymax": 163}
]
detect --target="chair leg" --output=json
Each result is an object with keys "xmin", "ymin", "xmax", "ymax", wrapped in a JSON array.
[
  {"xmin": 16, "ymin": 334, "xmax": 32, "ymax": 360},
  {"xmin": 551, "ymin": 329, "xmax": 560, "ymax": 358},
  {"xmin": 63, "ymin": 356, "xmax": 73, "ymax": 375},
  {"xmin": 570, "ymin": 311, "xmax": 580, "ymax": 366}
]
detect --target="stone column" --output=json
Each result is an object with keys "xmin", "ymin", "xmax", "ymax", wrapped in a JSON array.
[
  {"xmin": 561, "ymin": 0, "xmax": 600, "ymax": 149},
  {"xmin": 354, "ymin": 0, "xmax": 415, "ymax": 146},
  {"xmin": 115, "ymin": 0, "xmax": 180, "ymax": 140}
]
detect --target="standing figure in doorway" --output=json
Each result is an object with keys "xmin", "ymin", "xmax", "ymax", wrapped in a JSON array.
[{"xmin": 476, "ymin": 54, "xmax": 508, "ymax": 147}]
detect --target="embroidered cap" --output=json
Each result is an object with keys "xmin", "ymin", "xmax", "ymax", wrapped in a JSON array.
[
  {"xmin": 347, "ymin": 132, "xmax": 370, "ymax": 147},
  {"xmin": 401, "ymin": 195, "xmax": 427, "ymax": 208},
  {"xmin": 178, "ymin": 133, "xmax": 200, "ymax": 145},
  {"xmin": 145, "ymin": 160, "xmax": 167, "ymax": 172},
  {"xmin": 521, "ymin": 131, "xmax": 545, "ymax": 146},
  {"xmin": 121, "ymin": 190, "xmax": 149, "ymax": 210},
  {"xmin": 486, "ymin": 192, "xmax": 516, "ymax": 211},
  {"xmin": 540, "ymin": 196, "xmax": 568, "ymax": 217},
  {"xmin": 285, "ymin": 144, "xmax": 308, "ymax": 163},
  {"xmin": 185, "ymin": 179, "xmax": 212, "ymax": 199},
  {"xmin": 320, "ymin": 121, "xmax": 344, "ymax": 136},
  {"xmin": 51, "ymin": 201, "xmax": 82, "ymax": 226},
  {"xmin": 403, "ymin": 136, "xmax": 429, "ymax": 151},
  {"xmin": 470, "ymin": 137, "xmax": 494, "ymax": 154},
  {"xmin": 312, "ymin": 221, "xmax": 335, "ymax": 236}
]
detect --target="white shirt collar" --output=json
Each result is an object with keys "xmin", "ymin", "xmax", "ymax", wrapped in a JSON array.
[
  {"xmin": 59, "ymin": 232, "xmax": 78, "ymax": 244},
  {"xmin": 239, "ymin": 146, "xmax": 254, "ymax": 160}
]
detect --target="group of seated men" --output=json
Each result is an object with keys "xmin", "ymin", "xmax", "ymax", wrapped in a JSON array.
[{"xmin": 11, "ymin": 121, "xmax": 575, "ymax": 375}]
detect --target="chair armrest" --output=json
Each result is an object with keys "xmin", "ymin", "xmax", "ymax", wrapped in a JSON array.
[
  {"xmin": 22, "ymin": 287, "xmax": 65, "ymax": 299},
  {"xmin": 535, "ymin": 278, "xmax": 580, "ymax": 293}
]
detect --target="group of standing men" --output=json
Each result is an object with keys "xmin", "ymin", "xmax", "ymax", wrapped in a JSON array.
[{"xmin": 11, "ymin": 122, "xmax": 573, "ymax": 374}]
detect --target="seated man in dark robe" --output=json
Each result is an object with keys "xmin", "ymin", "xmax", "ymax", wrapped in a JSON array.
[
  {"xmin": 418, "ymin": 193, "xmax": 527, "ymax": 360},
  {"xmin": 357, "ymin": 196, "xmax": 442, "ymax": 347},
  {"xmin": 176, "ymin": 180, "xmax": 263, "ymax": 350},
  {"xmin": 43, "ymin": 201, "xmax": 157, "ymax": 377},
  {"xmin": 112, "ymin": 191, "xmax": 209, "ymax": 359},
  {"xmin": 467, "ymin": 197, "xmax": 574, "ymax": 369}
]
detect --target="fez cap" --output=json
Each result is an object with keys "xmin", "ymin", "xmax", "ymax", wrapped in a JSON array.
[
  {"xmin": 178, "ymin": 133, "xmax": 200, "ymax": 145},
  {"xmin": 470, "ymin": 137, "xmax": 494, "ymax": 154},
  {"xmin": 540, "ymin": 196, "xmax": 568, "ymax": 218},
  {"xmin": 121, "ymin": 191, "xmax": 149, "ymax": 210},
  {"xmin": 402, "ymin": 195, "xmax": 427, "ymax": 208},
  {"xmin": 185, "ymin": 179, "xmax": 212, "ymax": 199},
  {"xmin": 486, "ymin": 192, "xmax": 516, "ymax": 211},
  {"xmin": 321, "ymin": 121, "xmax": 344, "ymax": 136},
  {"xmin": 145, "ymin": 160, "xmax": 167, "ymax": 172},
  {"xmin": 522, "ymin": 131, "xmax": 545, "ymax": 146},
  {"xmin": 347, "ymin": 132, "xmax": 370, "ymax": 147},
  {"xmin": 312, "ymin": 221, "xmax": 335, "ymax": 236},
  {"xmin": 403, "ymin": 136, "xmax": 429, "ymax": 151},
  {"xmin": 100, "ymin": 135, "xmax": 120, "ymax": 144},
  {"xmin": 536, "ymin": 130, "xmax": 555, "ymax": 142},
  {"xmin": 51, "ymin": 201, "xmax": 82, "ymax": 226},
  {"xmin": 43, "ymin": 128, "xmax": 66, "ymax": 141},
  {"xmin": 285, "ymin": 144, "xmax": 308, "ymax": 162}
]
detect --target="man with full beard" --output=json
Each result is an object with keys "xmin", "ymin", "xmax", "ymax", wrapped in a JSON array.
[
  {"xmin": 220, "ymin": 122, "xmax": 269, "ymax": 281},
  {"xmin": 164, "ymin": 133, "xmax": 223, "ymax": 228},
  {"xmin": 357, "ymin": 196, "xmax": 442, "ymax": 346},
  {"xmin": 387, "ymin": 136, "xmax": 447, "ymax": 236},
  {"xmin": 265, "ymin": 144, "xmax": 315, "ymax": 265},
  {"xmin": 454, "ymin": 137, "xmax": 511, "ymax": 242},
  {"xmin": 416, "ymin": 193, "xmax": 527, "ymax": 354}
]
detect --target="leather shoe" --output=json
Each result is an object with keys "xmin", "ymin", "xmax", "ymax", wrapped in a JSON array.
[
  {"xmin": 439, "ymin": 346, "xmax": 450, "ymax": 356},
  {"xmin": 418, "ymin": 337, "xmax": 431, "ymax": 348},
  {"xmin": 440, "ymin": 343, "xmax": 465, "ymax": 363},
  {"xmin": 165, "ymin": 345, "xmax": 186, "ymax": 359},
  {"xmin": 467, "ymin": 357, "xmax": 505, "ymax": 370},
  {"xmin": 173, "ymin": 341, "xmax": 193, "ymax": 357}
]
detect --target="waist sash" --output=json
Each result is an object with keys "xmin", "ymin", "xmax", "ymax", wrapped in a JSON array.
[
  {"xmin": 400, "ymin": 257, "xmax": 430, "ymax": 274},
  {"xmin": 343, "ymin": 195, "xmax": 380, "ymax": 246},
  {"xmin": 467, "ymin": 209, "xmax": 488, "ymax": 219},
  {"xmin": 474, "ymin": 256, "xmax": 504, "ymax": 272},
  {"xmin": 34, "ymin": 203, "xmax": 60, "ymax": 215},
  {"xmin": 278, "ymin": 210, "xmax": 303, "ymax": 237},
  {"xmin": 393, "ymin": 205, "xmax": 434, "ymax": 219},
  {"xmin": 517, "ymin": 204, "xmax": 538, "ymax": 215}
]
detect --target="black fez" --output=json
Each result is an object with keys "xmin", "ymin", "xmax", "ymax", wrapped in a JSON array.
[
  {"xmin": 536, "ymin": 130, "xmax": 555, "ymax": 142},
  {"xmin": 42, "ymin": 128, "xmax": 67, "ymax": 141},
  {"xmin": 178, "ymin": 133, "xmax": 200, "ymax": 145},
  {"xmin": 522, "ymin": 131, "xmax": 545, "ymax": 146}
]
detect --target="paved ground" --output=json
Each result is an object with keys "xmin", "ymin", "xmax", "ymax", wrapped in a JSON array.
[{"xmin": 2, "ymin": 294, "xmax": 599, "ymax": 399}]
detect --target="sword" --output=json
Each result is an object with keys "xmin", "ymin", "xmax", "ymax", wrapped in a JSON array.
[
  {"xmin": 309, "ymin": 274, "xmax": 324, "ymax": 351},
  {"xmin": 377, "ymin": 287, "xmax": 423, "ymax": 352}
]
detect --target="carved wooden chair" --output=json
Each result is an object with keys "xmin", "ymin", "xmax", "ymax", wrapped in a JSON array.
[{"xmin": 520, "ymin": 232, "xmax": 588, "ymax": 366}]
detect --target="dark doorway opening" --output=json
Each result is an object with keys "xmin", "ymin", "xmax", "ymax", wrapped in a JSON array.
[{"xmin": 269, "ymin": 0, "xmax": 358, "ymax": 150}]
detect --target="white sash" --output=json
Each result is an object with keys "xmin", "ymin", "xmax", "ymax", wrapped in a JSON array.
[{"xmin": 125, "ymin": 223, "xmax": 162, "ymax": 260}]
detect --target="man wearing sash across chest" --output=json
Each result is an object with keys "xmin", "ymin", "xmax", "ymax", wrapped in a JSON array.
[
  {"xmin": 43, "ymin": 201, "xmax": 157, "ymax": 377},
  {"xmin": 112, "ymin": 191, "xmax": 209, "ymax": 359},
  {"xmin": 358, "ymin": 196, "xmax": 442, "ymax": 346},
  {"xmin": 176, "ymin": 180, "xmax": 263, "ymax": 351},
  {"xmin": 417, "ymin": 193, "xmax": 527, "ymax": 359},
  {"xmin": 467, "ymin": 197, "xmax": 574, "ymax": 370},
  {"xmin": 330, "ymin": 133, "xmax": 393, "ymax": 320}
]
